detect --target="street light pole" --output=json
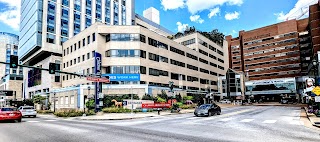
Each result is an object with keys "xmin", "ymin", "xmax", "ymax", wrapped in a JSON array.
[
  {"xmin": 131, "ymin": 86, "xmax": 133, "ymax": 114},
  {"xmin": 169, "ymin": 81, "xmax": 174, "ymax": 110},
  {"xmin": 53, "ymin": 92, "xmax": 56, "ymax": 113}
]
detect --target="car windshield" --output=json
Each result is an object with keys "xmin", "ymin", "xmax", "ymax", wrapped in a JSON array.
[
  {"xmin": 23, "ymin": 107, "xmax": 34, "ymax": 109},
  {"xmin": 199, "ymin": 104, "xmax": 211, "ymax": 109},
  {"xmin": 1, "ymin": 108, "xmax": 16, "ymax": 111}
]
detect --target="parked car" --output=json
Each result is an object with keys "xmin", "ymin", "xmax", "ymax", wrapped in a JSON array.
[
  {"xmin": 220, "ymin": 99, "xmax": 231, "ymax": 104},
  {"xmin": 194, "ymin": 103, "xmax": 221, "ymax": 117},
  {"xmin": 0, "ymin": 107, "xmax": 22, "ymax": 122},
  {"xmin": 18, "ymin": 106, "xmax": 37, "ymax": 117}
]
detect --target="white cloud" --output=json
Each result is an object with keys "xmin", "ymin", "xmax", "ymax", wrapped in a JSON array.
[
  {"xmin": 190, "ymin": 15, "xmax": 204, "ymax": 24},
  {"xmin": 225, "ymin": 11, "xmax": 240, "ymax": 20},
  {"xmin": 0, "ymin": 0, "xmax": 21, "ymax": 31},
  {"xmin": 275, "ymin": 0, "xmax": 318, "ymax": 21},
  {"xmin": 160, "ymin": 0, "xmax": 243, "ymax": 14},
  {"xmin": 186, "ymin": 0, "xmax": 243, "ymax": 14},
  {"xmin": 176, "ymin": 22, "xmax": 189, "ymax": 32},
  {"xmin": 161, "ymin": 0, "xmax": 185, "ymax": 11},
  {"xmin": 208, "ymin": 7, "xmax": 220, "ymax": 18}
]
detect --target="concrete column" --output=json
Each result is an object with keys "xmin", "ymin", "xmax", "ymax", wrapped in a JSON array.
[{"xmin": 101, "ymin": 0, "xmax": 106, "ymax": 23}]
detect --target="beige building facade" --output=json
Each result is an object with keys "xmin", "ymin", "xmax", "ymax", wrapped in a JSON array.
[{"xmin": 50, "ymin": 22, "xmax": 228, "ymax": 109}]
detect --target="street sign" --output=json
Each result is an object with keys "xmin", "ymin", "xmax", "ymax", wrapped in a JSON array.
[
  {"xmin": 87, "ymin": 77, "xmax": 110, "ymax": 83},
  {"xmin": 99, "ymin": 101, "xmax": 103, "ymax": 106},
  {"xmin": 312, "ymin": 86, "xmax": 320, "ymax": 96},
  {"xmin": 141, "ymin": 103, "xmax": 171, "ymax": 108},
  {"xmin": 0, "ymin": 91, "xmax": 13, "ymax": 96},
  {"xmin": 99, "ymin": 93, "xmax": 104, "ymax": 99},
  {"xmin": 315, "ymin": 96, "xmax": 320, "ymax": 102}
]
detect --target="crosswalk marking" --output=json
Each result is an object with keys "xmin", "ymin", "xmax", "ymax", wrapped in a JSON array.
[
  {"xmin": 220, "ymin": 117, "xmax": 233, "ymax": 122},
  {"xmin": 240, "ymin": 119, "xmax": 254, "ymax": 122},
  {"xmin": 26, "ymin": 121, "xmax": 40, "ymax": 123},
  {"xmin": 262, "ymin": 120, "xmax": 277, "ymax": 124},
  {"xmin": 289, "ymin": 121, "xmax": 304, "ymax": 125}
]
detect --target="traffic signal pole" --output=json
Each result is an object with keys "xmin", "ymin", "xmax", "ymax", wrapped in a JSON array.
[{"xmin": 0, "ymin": 61, "xmax": 89, "ymax": 78}]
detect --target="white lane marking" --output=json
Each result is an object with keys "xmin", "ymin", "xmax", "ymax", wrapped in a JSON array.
[
  {"xmin": 26, "ymin": 121, "xmax": 40, "ymax": 123},
  {"xmin": 45, "ymin": 120, "xmax": 57, "ymax": 122},
  {"xmin": 262, "ymin": 120, "xmax": 277, "ymax": 124},
  {"xmin": 240, "ymin": 119, "xmax": 254, "ymax": 122},
  {"xmin": 220, "ymin": 117, "xmax": 233, "ymax": 122}
]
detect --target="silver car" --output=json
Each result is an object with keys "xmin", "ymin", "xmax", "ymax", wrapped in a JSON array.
[{"xmin": 18, "ymin": 106, "xmax": 37, "ymax": 117}]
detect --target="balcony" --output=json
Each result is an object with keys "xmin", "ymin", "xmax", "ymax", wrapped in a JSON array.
[
  {"xmin": 245, "ymin": 53, "xmax": 300, "ymax": 65},
  {"xmin": 247, "ymin": 60, "xmax": 300, "ymax": 70},
  {"xmin": 243, "ymin": 40, "xmax": 297, "ymax": 54},
  {"xmin": 249, "ymin": 67, "xmax": 301, "ymax": 76},
  {"xmin": 243, "ymin": 34, "xmax": 298, "ymax": 49},
  {"xmin": 249, "ymin": 73, "xmax": 298, "ymax": 80}
]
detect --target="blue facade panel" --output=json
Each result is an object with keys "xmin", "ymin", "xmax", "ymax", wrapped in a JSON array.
[{"xmin": 19, "ymin": 0, "xmax": 43, "ymax": 60}]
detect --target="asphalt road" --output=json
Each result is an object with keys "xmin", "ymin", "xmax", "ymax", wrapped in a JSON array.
[{"xmin": 0, "ymin": 106, "xmax": 319, "ymax": 142}]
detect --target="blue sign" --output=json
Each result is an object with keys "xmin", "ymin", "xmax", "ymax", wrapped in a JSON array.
[
  {"xmin": 94, "ymin": 52, "xmax": 102, "ymax": 111},
  {"xmin": 102, "ymin": 74, "xmax": 140, "ymax": 81}
]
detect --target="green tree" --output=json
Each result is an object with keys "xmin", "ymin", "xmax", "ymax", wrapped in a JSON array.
[
  {"xmin": 176, "ymin": 94, "xmax": 182, "ymax": 102},
  {"xmin": 142, "ymin": 94, "xmax": 154, "ymax": 100},
  {"xmin": 85, "ymin": 99, "xmax": 95, "ymax": 110},
  {"xmin": 33, "ymin": 95, "xmax": 46, "ymax": 104},
  {"xmin": 157, "ymin": 90, "xmax": 168, "ymax": 101},
  {"xmin": 157, "ymin": 97, "xmax": 166, "ymax": 103},
  {"xmin": 183, "ymin": 96, "xmax": 193, "ymax": 101}
]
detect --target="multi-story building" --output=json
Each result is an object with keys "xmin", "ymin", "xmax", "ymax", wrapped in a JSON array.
[
  {"xmin": 308, "ymin": 1, "xmax": 320, "ymax": 77},
  {"xmin": 226, "ymin": 19, "xmax": 310, "ymax": 81},
  {"xmin": 0, "ymin": 32, "xmax": 23, "ymax": 104},
  {"xmin": 49, "ymin": 22, "xmax": 228, "ymax": 110},
  {"xmin": 19, "ymin": 0, "xmax": 135, "ymax": 98}
]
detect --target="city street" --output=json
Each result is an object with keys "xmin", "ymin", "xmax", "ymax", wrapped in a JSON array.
[{"xmin": 0, "ymin": 106, "xmax": 320, "ymax": 142}]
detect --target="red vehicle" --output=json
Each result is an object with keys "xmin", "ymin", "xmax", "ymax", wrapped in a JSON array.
[{"xmin": 0, "ymin": 107, "xmax": 22, "ymax": 122}]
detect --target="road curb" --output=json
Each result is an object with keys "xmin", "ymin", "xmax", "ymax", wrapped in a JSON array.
[
  {"xmin": 79, "ymin": 111, "xmax": 194, "ymax": 120},
  {"xmin": 303, "ymin": 107, "xmax": 320, "ymax": 128}
]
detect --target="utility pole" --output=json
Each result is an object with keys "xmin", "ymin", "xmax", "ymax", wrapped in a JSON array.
[{"xmin": 131, "ymin": 86, "xmax": 133, "ymax": 114}]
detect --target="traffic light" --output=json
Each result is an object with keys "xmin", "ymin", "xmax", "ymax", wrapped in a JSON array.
[
  {"xmin": 10, "ymin": 55, "xmax": 18, "ymax": 68},
  {"xmin": 49, "ymin": 63, "xmax": 56, "ymax": 74}
]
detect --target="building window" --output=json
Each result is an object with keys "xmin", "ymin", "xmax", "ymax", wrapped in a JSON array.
[
  {"xmin": 87, "ymin": 53, "xmax": 90, "ymax": 59},
  {"xmin": 83, "ymin": 38, "xmax": 85, "ymax": 47},
  {"xmin": 82, "ymin": 55, "xmax": 85, "ymax": 61},
  {"xmin": 92, "ymin": 51, "xmax": 95, "ymax": 58},
  {"xmin": 78, "ymin": 57, "xmax": 80, "ymax": 63},
  {"xmin": 55, "ymin": 60, "xmax": 61, "ymax": 82},
  {"xmin": 92, "ymin": 33, "xmax": 96, "ymax": 42},
  {"xmin": 74, "ymin": 59, "xmax": 76, "ymax": 64},
  {"xmin": 46, "ymin": 33, "xmax": 55, "ymax": 43}
]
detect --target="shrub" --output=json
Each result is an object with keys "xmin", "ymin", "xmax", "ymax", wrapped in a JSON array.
[
  {"xmin": 176, "ymin": 102, "xmax": 183, "ymax": 107},
  {"xmin": 37, "ymin": 110, "xmax": 53, "ymax": 114},
  {"xmin": 54, "ymin": 109, "xmax": 95, "ymax": 117},
  {"xmin": 180, "ymin": 104, "xmax": 196, "ymax": 109},
  {"xmin": 102, "ymin": 107, "xmax": 131, "ymax": 113}
]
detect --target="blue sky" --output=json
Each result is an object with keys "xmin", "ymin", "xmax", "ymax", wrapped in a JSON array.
[{"xmin": 0, "ymin": 0, "xmax": 317, "ymax": 37}]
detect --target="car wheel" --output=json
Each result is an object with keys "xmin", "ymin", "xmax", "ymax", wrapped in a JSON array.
[
  {"xmin": 217, "ymin": 111, "xmax": 221, "ymax": 115},
  {"xmin": 208, "ymin": 112, "xmax": 212, "ymax": 116},
  {"xmin": 17, "ymin": 118, "xmax": 21, "ymax": 122},
  {"xmin": 33, "ymin": 115, "xmax": 37, "ymax": 118}
]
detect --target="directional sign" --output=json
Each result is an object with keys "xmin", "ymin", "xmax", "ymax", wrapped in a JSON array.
[
  {"xmin": 312, "ymin": 86, "xmax": 320, "ymax": 96},
  {"xmin": 142, "ymin": 103, "xmax": 171, "ymax": 108},
  {"xmin": 87, "ymin": 77, "xmax": 110, "ymax": 83},
  {"xmin": 0, "ymin": 90, "xmax": 13, "ymax": 96}
]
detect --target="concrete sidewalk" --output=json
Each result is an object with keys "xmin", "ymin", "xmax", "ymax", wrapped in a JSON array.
[
  {"xmin": 304, "ymin": 107, "xmax": 320, "ymax": 128},
  {"xmin": 79, "ymin": 103, "xmax": 238, "ymax": 120}
]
